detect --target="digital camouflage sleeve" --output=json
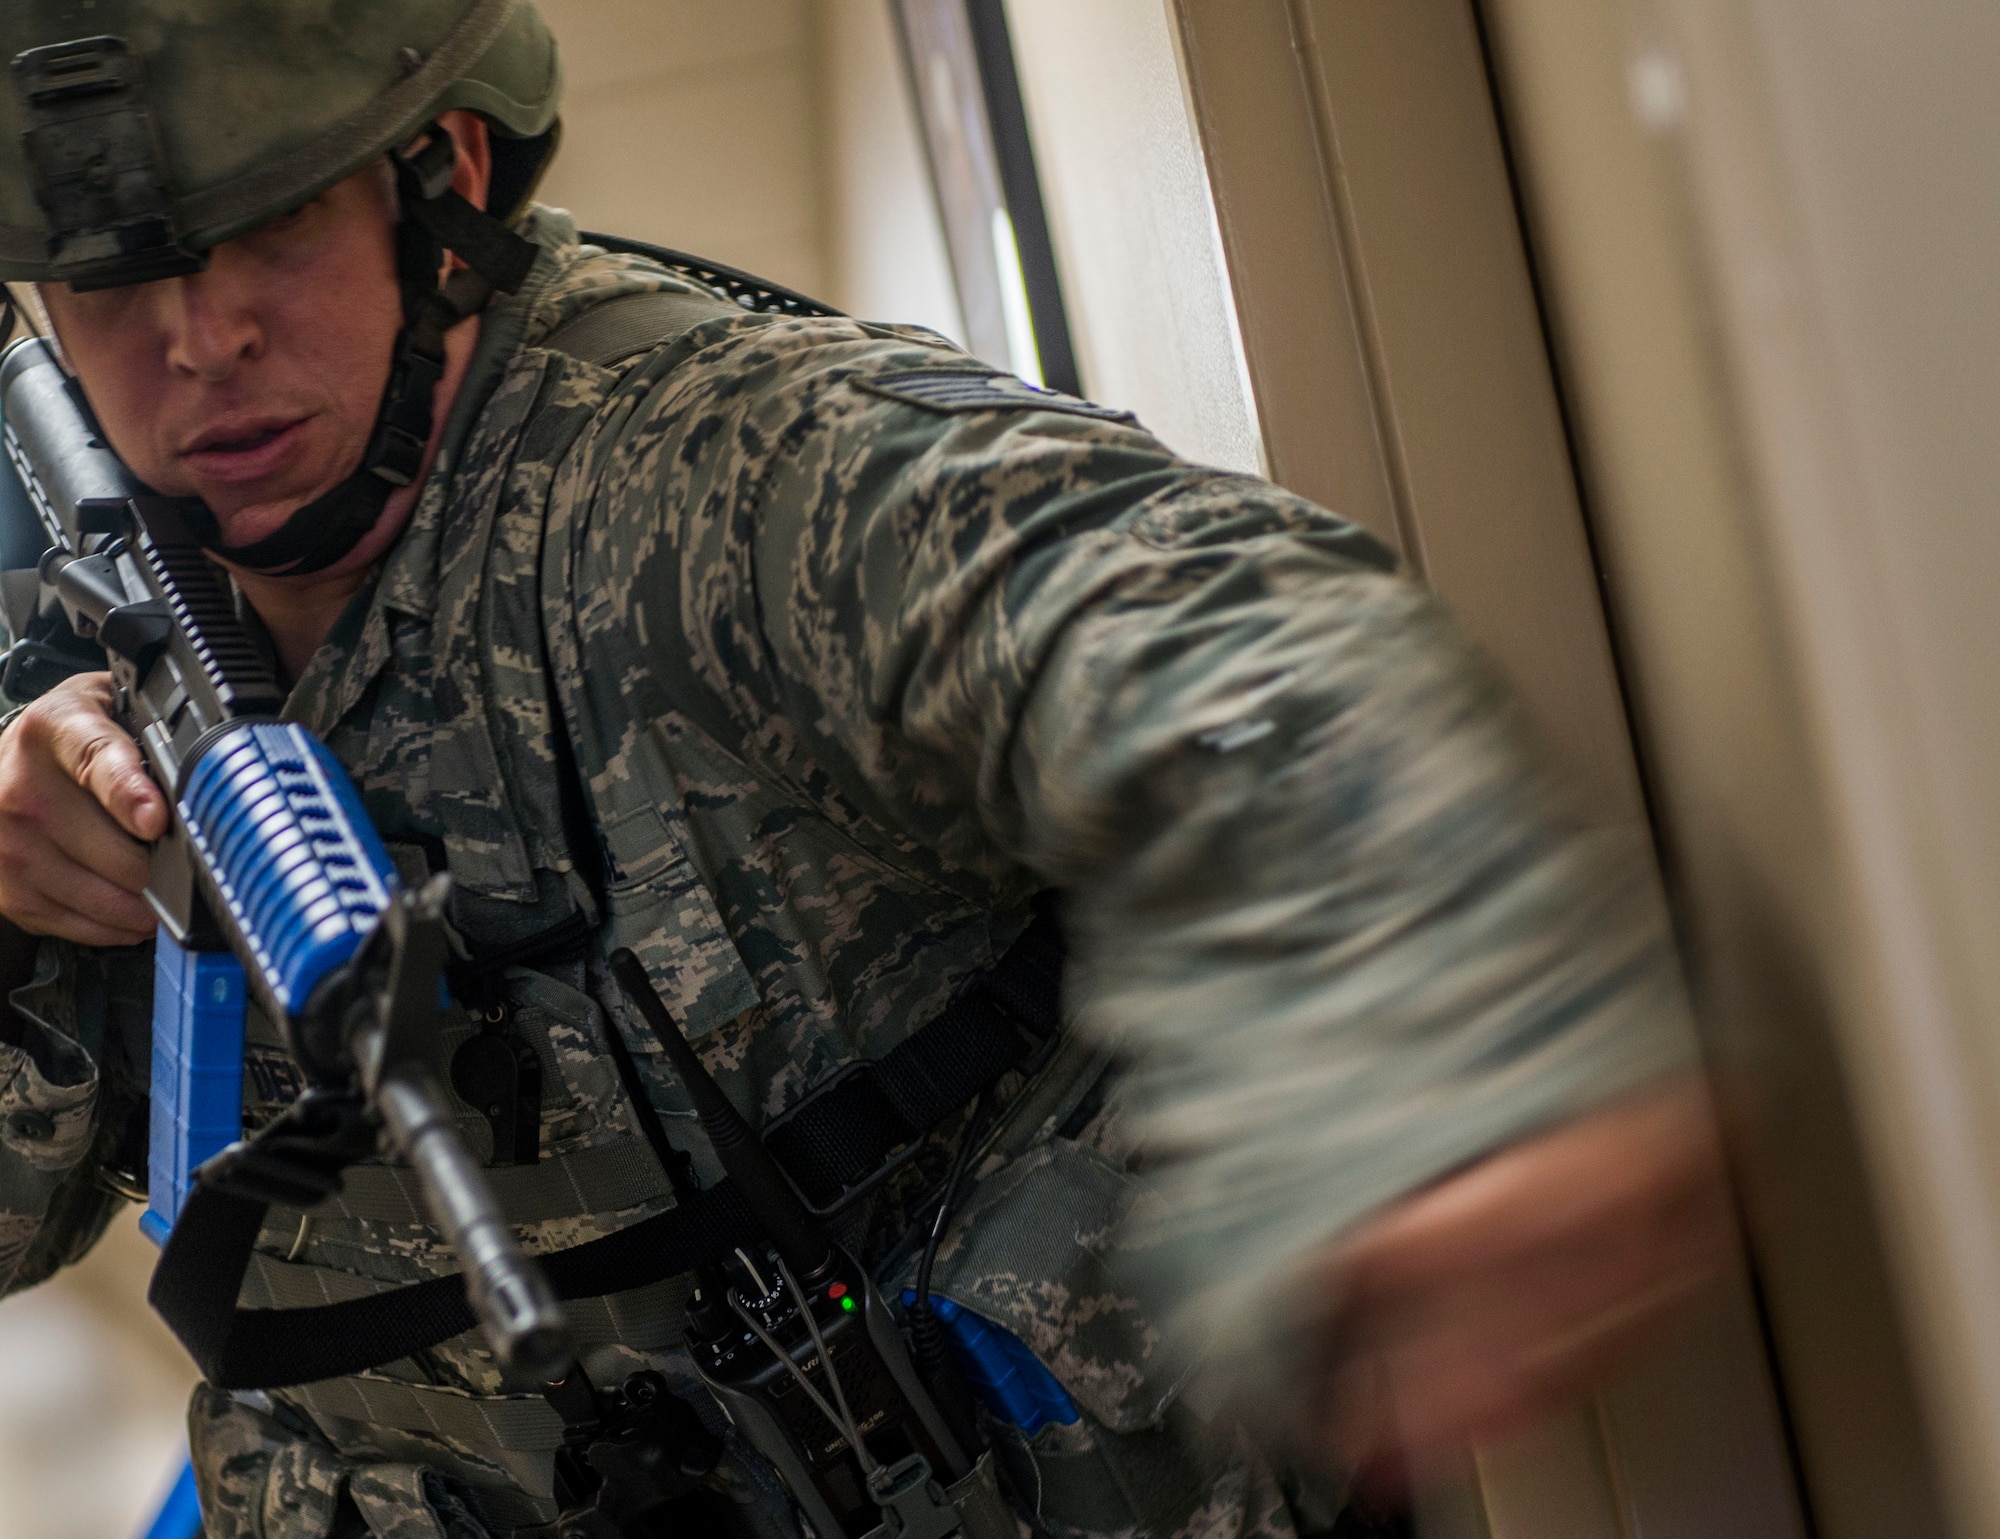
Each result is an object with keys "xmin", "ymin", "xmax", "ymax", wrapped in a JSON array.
[{"xmin": 559, "ymin": 260, "xmax": 1699, "ymax": 1412}]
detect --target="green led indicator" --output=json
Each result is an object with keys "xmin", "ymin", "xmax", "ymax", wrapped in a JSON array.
[{"xmin": 840, "ymin": 1296, "xmax": 856, "ymax": 1312}]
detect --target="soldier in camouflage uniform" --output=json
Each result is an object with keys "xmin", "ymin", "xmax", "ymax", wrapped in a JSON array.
[{"xmin": 0, "ymin": 3, "xmax": 1726, "ymax": 1537}]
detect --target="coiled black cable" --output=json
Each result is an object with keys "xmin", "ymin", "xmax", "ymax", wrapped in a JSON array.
[{"xmin": 905, "ymin": 1091, "xmax": 994, "ymax": 1451}]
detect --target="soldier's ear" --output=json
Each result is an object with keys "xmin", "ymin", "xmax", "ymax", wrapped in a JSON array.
[{"xmin": 436, "ymin": 111, "xmax": 495, "ymax": 217}]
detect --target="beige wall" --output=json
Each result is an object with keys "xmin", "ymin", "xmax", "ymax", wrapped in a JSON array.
[
  {"xmin": 532, "ymin": 0, "xmax": 963, "ymax": 332},
  {"xmin": 0, "ymin": 1210, "xmax": 201, "ymax": 1539},
  {"xmin": 813, "ymin": 0, "xmax": 966, "ymax": 338},
  {"xmin": 534, "ymin": 0, "xmax": 832, "ymax": 298},
  {"xmin": 531, "ymin": 0, "xmax": 1268, "ymax": 454},
  {"xmin": 1004, "ymin": 0, "xmax": 1264, "ymax": 473},
  {"xmin": 1639, "ymin": 0, "xmax": 2000, "ymax": 1528}
]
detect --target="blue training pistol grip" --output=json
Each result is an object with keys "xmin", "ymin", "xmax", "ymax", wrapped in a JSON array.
[{"xmin": 141, "ymin": 722, "xmax": 400, "ymax": 1245}]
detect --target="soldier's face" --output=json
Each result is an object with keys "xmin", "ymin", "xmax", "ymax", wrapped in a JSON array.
[{"xmin": 38, "ymin": 164, "xmax": 408, "ymax": 551}]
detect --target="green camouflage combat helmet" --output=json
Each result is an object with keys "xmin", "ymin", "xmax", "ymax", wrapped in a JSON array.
[
  {"xmin": 0, "ymin": 0, "xmax": 565, "ymax": 576},
  {"xmin": 0, "ymin": 0, "xmax": 563, "ymax": 291}
]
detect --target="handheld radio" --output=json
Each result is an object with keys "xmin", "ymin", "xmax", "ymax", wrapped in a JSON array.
[{"xmin": 609, "ymin": 950, "xmax": 1018, "ymax": 1539}]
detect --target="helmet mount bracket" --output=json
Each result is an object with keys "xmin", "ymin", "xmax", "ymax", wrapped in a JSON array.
[{"xmin": 13, "ymin": 35, "xmax": 206, "ymax": 292}]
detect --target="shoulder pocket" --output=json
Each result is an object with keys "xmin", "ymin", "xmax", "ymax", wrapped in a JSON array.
[{"xmin": 597, "ymin": 800, "xmax": 761, "ymax": 1040}]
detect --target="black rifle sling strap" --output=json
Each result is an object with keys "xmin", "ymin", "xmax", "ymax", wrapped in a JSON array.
[
  {"xmin": 152, "ymin": 911, "xmax": 1063, "ymax": 1390},
  {"xmin": 150, "ymin": 252, "xmax": 1068, "ymax": 1391},
  {"xmin": 574, "ymin": 231, "xmax": 842, "ymax": 320},
  {"xmin": 541, "ymin": 233, "xmax": 844, "ymax": 367}
]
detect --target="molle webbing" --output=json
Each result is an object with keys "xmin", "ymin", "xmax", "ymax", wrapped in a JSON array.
[
  {"xmin": 268, "ymin": 1136, "xmax": 668, "ymax": 1228},
  {"xmin": 287, "ymin": 1372, "xmax": 572, "ymax": 1456},
  {"xmin": 149, "ymin": 911, "xmax": 1065, "ymax": 1390},
  {"xmin": 532, "ymin": 240, "xmax": 843, "ymax": 371}
]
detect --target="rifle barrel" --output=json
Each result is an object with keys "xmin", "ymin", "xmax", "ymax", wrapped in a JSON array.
[{"xmin": 376, "ymin": 1071, "xmax": 571, "ymax": 1380}]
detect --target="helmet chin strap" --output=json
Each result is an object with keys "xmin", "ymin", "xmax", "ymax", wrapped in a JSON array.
[{"xmin": 183, "ymin": 126, "xmax": 540, "ymax": 577}]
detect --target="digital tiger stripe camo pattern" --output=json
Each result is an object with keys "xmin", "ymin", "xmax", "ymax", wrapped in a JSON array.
[{"xmin": 0, "ymin": 209, "xmax": 1693, "ymax": 1536}]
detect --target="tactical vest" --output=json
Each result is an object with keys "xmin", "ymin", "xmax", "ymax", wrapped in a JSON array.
[{"xmin": 158, "ymin": 242, "xmax": 1138, "ymax": 1536}]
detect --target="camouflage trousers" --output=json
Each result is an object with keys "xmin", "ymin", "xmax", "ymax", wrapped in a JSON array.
[{"xmin": 187, "ymin": 1377, "xmax": 1319, "ymax": 1539}]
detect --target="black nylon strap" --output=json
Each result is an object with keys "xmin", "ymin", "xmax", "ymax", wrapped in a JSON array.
[
  {"xmin": 152, "ymin": 1176, "xmax": 764, "ymax": 1391},
  {"xmin": 540, "ymin": 289, "xmax": 745, "ymax": 370},
  {"xmin": 405, "ymin": 187, "xmax": 539, "ymax": 295},
  {"xmin": 149, "ymin": 912, "xmax": 1064, "ymax": 1390},
  {"xmin": 760, "ymin": 912, "xmax": 1063, "ymax": 1210},
  {"xmin": 182, "ymin": 452, "xmax": 398, "ymax": 578},
  {"xmin": 577, "ymin": 231, "xmax": 842, "ymax": 319}
]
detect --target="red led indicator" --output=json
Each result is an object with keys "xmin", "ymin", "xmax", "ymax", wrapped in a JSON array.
[{"xmin": 827, "ymin": 1283, "xmax": 849, "ymax": 1300}]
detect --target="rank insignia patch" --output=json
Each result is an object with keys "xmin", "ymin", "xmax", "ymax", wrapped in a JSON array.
[{"xmin": 858, "ymin": 368, "xmax": 1138, "ymax": 423}]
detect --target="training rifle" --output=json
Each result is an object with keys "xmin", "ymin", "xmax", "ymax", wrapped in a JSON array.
[{"xmin": 0, "ymin": 334, "xmax": 569, "ymax": 1380}]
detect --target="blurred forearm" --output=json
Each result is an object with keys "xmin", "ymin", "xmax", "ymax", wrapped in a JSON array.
[{"xmin": 1006, "ymin": 531, "xmax": 1701, "ymax": 1411}]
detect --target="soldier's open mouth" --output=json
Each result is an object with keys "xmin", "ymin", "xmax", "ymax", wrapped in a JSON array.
[
  {"xmin": 213, "ymin": 427, "xmax": 286, "ymax": 452},
  {"xmin": 181, "ymin": 415, "xmax": 312, "ymax": 483}
]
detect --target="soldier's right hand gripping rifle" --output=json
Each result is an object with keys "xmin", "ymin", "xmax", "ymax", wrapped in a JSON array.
[{"xmin": 0, "ymin": 333, "xmax": 571, "ymax": 1383}]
